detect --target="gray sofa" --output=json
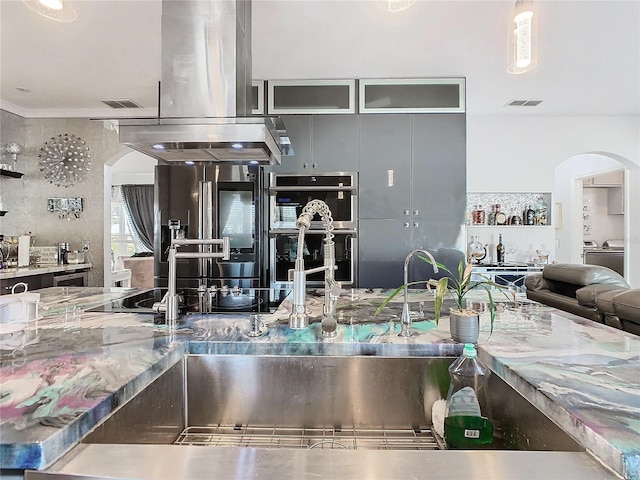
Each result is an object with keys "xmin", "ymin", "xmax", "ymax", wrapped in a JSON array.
[{"xmin": 525, "ymin": 264, "xmax": 640, "ymax": 334}]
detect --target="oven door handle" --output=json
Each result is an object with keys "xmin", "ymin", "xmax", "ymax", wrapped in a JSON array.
[
  {"xmin": 269, "ymin": 229, "xmax": 358, "ymax": 236},
  {"xmin": 269, "ymin": 186, "xmax": 357, "ymax": 193}
]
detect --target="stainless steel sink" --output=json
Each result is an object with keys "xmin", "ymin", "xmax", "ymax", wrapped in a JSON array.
[
  {"xmin": 29, "ymin": 355, "xmax": 618, "ymax": 480},
  {"xmin": 82, "ymin": 355, "xmax": 582, "ymax": 452}
]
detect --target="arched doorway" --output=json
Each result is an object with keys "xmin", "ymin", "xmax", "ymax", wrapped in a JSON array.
[
  {"xmin": 555, "ymin": 152, "xmax": 639, "ymax": 287},
  {"xmin": 102, "ymin": 149, "xmax": 157, "ymax": 286}
]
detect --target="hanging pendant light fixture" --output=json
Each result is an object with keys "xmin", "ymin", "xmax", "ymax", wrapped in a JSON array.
[
  {"xmin": 22, "ymin": 0, "xmax": 77, "ymax": 22},
  {"xmin": 379, "ymin": 0, "xmax": 417, "ymax": 13},
  {"xmin": 507, "ymin": 0, "xmax": 538, "ymax": 74}
]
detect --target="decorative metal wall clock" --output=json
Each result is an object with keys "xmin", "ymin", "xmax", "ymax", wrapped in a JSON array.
[{"xmin": 38, "ymin": 134, "xmax": 92, "ymax": 188}]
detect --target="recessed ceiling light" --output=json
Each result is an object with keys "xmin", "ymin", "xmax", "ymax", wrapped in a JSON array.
[
  {"xmin": 231, "ymin": 143, "xmax": 244, "ymax": 149},
  {"xmin": 185, "ymin": 161, "xmax": 195, "ymax": 166},
  {"xmin": 152, "ymin": 144, "xmax": 165, "ymax": 150}
]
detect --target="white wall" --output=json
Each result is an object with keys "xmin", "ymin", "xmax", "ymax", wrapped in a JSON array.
[
  {"xmin": 582, "ymin": 187, "xmax": 624, "ymax": 245},
  {"xmin": 111, "ymin": 151, "xmax": 156, "ymax": 185},
  {"xmin": 467, "ymin": 114, "xmax": 640, "ymax": 287}
]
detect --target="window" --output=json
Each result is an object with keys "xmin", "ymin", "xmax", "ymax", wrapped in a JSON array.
[{"xmin": 111, "ymin": 186, "xmax": 150, "ymax": 266}]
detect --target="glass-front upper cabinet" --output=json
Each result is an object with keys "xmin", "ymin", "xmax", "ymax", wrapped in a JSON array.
[
  {"xmin": 252, "ymin": 80, "xmax": 264, "ymax": 115},
  {"xmin": 267, "ymin": 80, "xmax": 356, "ymax": 115},
  {"xmin": 359, "ymin": 78, "xmax": 466, "ymax": 114}
]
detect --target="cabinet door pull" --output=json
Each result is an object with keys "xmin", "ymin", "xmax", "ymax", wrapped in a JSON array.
[{"xmin": 404, "ymin": 222, "xmax": 410, "ymax": 228}]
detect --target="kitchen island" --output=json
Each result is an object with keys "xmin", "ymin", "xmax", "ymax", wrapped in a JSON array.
[{"xmin": 0, "ymin": 287, "xmax": 638, "ymax": 479}]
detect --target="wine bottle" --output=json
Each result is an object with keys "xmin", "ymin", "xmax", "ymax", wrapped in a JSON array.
[
  {"xmin": 496, "ymin": 234, "xmax": 505, "ymax": 264},
  {"xmin": 525, "ymin": 205, "xmax": 536, "ymax": 226}
]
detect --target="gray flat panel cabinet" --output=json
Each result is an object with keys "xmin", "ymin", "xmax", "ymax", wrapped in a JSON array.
[
  {"xmin": 268, "ymin": 115, "xmax": 312, "ymax": 173},
  {"xmin": 358, "ymin": 113, "xmax": 466, "ymax": 288},
  {"xmin": 358, "ymin": 218, "xmax": 412, "ymax": 288},
  {"xmin": 311, "ymin": 115, "xmax": 359, "ymax": 172},
  {"xmin": 268, "ymin": 115, "xmax": 359, "ymax": 173},
  {"xmin": 411, "ymin": 114, "xmax": 467, "ymax": 248},
  {"xmin": 358, "ymin": 115, "xmax": 411, "ymax": 219}
]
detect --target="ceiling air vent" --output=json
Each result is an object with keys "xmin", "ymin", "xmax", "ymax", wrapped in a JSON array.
[
  {"xmin": 506, "ymin": 99, "xmax": 543, "ymax": 107},
  {"xmin": 102, "ymin": 99, "xmax": 142, "ymax": 109}
]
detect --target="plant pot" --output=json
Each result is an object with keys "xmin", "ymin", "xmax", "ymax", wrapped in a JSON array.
[{"xmin": 449, "ymin": 309, "xmax": 480, "ymax": 344}]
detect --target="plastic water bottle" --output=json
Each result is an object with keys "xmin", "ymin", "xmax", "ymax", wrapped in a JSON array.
[{"xmin": 445, "ymin": 343, "xmax": 493, "ymax": 448}]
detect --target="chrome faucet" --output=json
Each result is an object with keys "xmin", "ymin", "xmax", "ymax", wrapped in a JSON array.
[
  {"xmin": 153, "ymin": 221, "xmax": 230, "ymax": 326},
  {"xmin": 288, "ymin": 199, "xmax": 340, "ymax": 337},
  {"xmin": 399, "ymin": 249, "xmax": 439, "ymax": 337}
]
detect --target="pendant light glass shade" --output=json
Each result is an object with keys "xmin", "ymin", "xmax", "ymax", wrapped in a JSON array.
[
  {"xmin": 22, "ymin": 0, "xmax": 77, "ymax": 22},
  {"xmin": 379, "ymin": 0, "xmax": 417, "ymax": 12},
  {"xmin": 507, "ymin": 1, "xmax": 538, "ymax": 74}
]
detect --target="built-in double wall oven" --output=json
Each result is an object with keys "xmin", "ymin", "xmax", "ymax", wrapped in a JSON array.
[{"xmin": 269, "ymin": 172, "xmax": 358, "ymax": 289}]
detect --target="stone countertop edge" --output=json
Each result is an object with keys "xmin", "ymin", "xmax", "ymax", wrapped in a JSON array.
[
  {"xmin": 0, "ymin": 287, "xmax": 638, "ymax": 480},
  {"xmin": 0, "ymin": 263, "xmax": 92, "ymax": 280},
  {"xmin": 0, "ymin": 344, "xmax": 187, "ymax": 470}
]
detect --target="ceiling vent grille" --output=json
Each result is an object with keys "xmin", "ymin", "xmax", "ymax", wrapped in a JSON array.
[
  {"xmin": 506, "ymin": 99, "xmax": 543, "ymax": 107},
  {"xmin": 102, "ymin": 99, "xmax": 142, "ymax": 109}
]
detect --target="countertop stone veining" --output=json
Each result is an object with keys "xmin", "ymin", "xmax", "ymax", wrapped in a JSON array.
[
  {"xmin": 0, "ymin": 263, "xmax": 92, "ymax": 280},
  {"xmin": 0, "ymin": 286, "xmax": 638, "ymax": 479}
]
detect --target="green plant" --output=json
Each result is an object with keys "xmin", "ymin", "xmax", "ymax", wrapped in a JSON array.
[{"xmin": 374, "ymin": 256, "xmax": 514, "ymax": 335}]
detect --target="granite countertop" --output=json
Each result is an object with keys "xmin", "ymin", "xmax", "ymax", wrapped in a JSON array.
[
  {"xmin": 0, "ymin": 263, "xmax": 92, "ymax": 280},
  {"xmin": 0, "ymin": 287, "xmax": 638, "ymax": 479}
]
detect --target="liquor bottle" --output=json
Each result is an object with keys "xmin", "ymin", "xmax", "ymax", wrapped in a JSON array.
[
  {"xmin": 525, "ymin": 205, "xmax": 536, "ymax": 226},
  {"xmin": 468, "ymin": 236, "xmax": 486, "ymax": 264},
  {"xmin": 494, "ymin": 204, "xmax": 507, "ymax": 225},
  {"xmin": 471, "ymin": 205, "xmax": 479, "ymax": 225},
  {"xmin": 538, "ymin": 197, "xmax": 548, "ymax": 225},
  {"xmin": 487, "ymin": 205, "xmax": 496, "ymax": 226},
  {"xmin": 496, "ymin": 234, "xmax": 505, "ymax": 264},
  {"xmin": 476, "ymin": 205, "xmax": 486, "ymax": 225}
]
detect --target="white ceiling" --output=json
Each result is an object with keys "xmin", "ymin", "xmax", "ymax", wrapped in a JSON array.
[{"xmin": 1, "ymin": 0, "xmax": 639, "ymax": 118}]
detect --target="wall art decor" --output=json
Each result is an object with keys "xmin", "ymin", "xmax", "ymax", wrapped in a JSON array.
[{"xmin": 39, "ymin": 134, "xmax": 92, "ymax": 188}]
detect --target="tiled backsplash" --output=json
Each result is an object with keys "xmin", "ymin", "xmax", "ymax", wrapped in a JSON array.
[{"xmin": 467, "ymin": 192, "xmax": 552, "ymax": 226}]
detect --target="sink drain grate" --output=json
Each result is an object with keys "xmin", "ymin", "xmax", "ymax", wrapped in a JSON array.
[{"xmin": 175, "ymin": 425, "xmax": 443, "ymax": 450}]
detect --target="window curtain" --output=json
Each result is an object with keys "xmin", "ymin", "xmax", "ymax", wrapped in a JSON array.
[{"xmin": 121, "ymin": 184, "xmax": 154, "ymax": 252}]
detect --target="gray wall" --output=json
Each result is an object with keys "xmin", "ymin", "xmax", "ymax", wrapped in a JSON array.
[{"xmin": 0, "ymin": 110, "xmax": 121, "ymax": 286}]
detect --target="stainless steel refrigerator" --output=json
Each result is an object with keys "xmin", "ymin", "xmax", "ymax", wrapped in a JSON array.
[{"xmin": 154, "ymin": 164, "xmax": 267, "ymax": 291}]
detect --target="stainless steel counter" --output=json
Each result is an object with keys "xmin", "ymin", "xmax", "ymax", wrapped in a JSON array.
[{"xmin": 28, "ymin": 444, "xmax": 617, "ymax": 480}]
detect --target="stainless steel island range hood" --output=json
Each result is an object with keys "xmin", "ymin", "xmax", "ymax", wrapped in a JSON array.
[{"xmin": 119, "ymin": 0, "xmax": 282, "ymax": 165}]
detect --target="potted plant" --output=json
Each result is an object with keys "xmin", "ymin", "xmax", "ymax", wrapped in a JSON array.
[{"xmin": 375, "ymin": 256, "xmax": 514, "ymax": 343}]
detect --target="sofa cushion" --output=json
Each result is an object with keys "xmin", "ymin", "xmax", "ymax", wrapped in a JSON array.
[
  {"xmin": 543, "ymin": 263, "xmax": 629, "ymax": 288},
  {"xmin": 595, "ymin": 289, "xmax": 623, "ymax": 315},
  {"xmin": 524, "ymin": 273, "xmax": 548, "ymax": 291},
  {"xmin": 576, "ymin": 284, "xmax": 627, "ymax": 307},
  {"xmin": 612, "ymin": 289, "xmax": 640, "ymax": 323}
]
